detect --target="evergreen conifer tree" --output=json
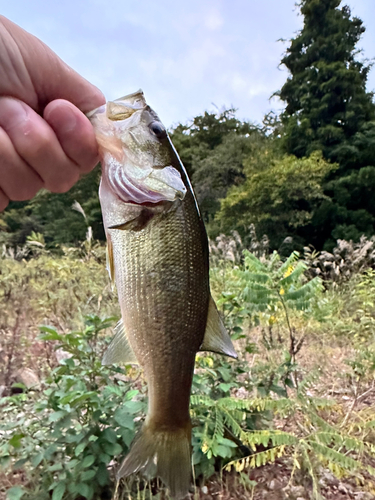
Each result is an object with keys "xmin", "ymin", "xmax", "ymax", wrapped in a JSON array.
[
  {"xmin": 278, "ymin": 0, "xmax": 375, "ymax": 248},
  {"xmin": 279, "ymin": 0, "xmax": 374, "ymax": 163}
]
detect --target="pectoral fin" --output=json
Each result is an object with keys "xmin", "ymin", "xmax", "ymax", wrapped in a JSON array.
[
  {"xmin": 102, "ymin": 319, "xmax": 138, "ymax": 365},
  {"xmin": 109, "ymin": 208, "xmax": 155, "ymax": 231},
  {"xmin": 200, "ymin": 296, "xmax": 237, "ymax": 358}
]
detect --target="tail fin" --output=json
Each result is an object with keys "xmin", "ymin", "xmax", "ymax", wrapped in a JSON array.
[{"xmin": 117, "ymin": 421, "xmax": 192, "ymax": 499}]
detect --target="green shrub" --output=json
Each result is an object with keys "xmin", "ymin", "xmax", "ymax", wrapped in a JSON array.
[{"xmin": 0, "ymin": 317, "xmax": 145, "ymax": 500}]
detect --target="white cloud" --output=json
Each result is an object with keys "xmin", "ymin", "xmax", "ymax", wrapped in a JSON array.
[{"xmin": 205, "ymin": 9, "xmax": 224, "ymax": 31}]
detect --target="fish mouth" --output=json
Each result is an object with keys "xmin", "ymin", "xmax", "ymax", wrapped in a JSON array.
[
  {"xmin": 86, "ymin": 90, "xmax": 146, "ymax": 120},
  {"xmin": 107, "ymin": 91, "xmax": 147, "ymax": 122}
]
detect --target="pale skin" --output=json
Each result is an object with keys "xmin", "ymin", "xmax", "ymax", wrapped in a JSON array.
[{"xmin": 0, "ymin": 16, "xmax": 106, "ymax": 211}]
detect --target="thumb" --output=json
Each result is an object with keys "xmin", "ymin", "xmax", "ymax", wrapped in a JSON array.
[{"xmin": 0, "ymin": 16, "xmax": 105, "ymax": 113}]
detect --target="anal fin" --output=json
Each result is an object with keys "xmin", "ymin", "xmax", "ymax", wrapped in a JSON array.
[
  {"xmin": 200, "ymin": 296, "xmax": 237, "ymax": 358},
  {"xmin": 102, "ymin": 319, "xmax": 138, "ymax": 365}
]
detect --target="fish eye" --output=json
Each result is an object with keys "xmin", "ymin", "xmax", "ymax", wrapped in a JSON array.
[{"xmin": 149, "ymin": 121, "xmax": 167, "ymax": 139}]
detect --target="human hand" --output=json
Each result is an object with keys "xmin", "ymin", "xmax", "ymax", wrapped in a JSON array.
[{"xmin": 0, "ymin": 16, "xmax": 106, "ymax": 211}]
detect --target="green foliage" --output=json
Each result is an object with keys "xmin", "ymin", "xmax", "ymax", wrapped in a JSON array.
[
  {"xmin": 192, "ymin": 132, "xmax": 266, "ymax": 230},
  {"xmin": 277, "ymin": 0, "xmax": 375, "ymax": 250},
  {"xmin": 217, "ymin": 151, "xmax": 335, "ymax": 249},
  {"xmin": 0, "ymin": 314, "xmax": 283, "ymax": 498},
  {"xmin": 191, "ymin": 369, "xmax": 254, "ymax": 478},
  {"xmin": 0, "ymin": 317, "xmax": 145, "ymax": 500},
  {"xmin": 192, "ymin": 364, "xmax": 375, "ymax": 499},
  {"xmin": 224, "ymin": 385, "xmax": 375, "ymax": 499},
  {"xmin": 2, "ymin": 238, "xmax": 375, "ymax": 498},
  {"xmin": 169, "ymin": 108, "xmax": 257, "ymax": 178},
  {"xmin": 203, "ymin": 247, "xmax": 375, "ymax": 497},
  {"xmin": 279, "ymin": 0, "xmax": 375, "ymax": 163},
  {"xmin": 312, "ymin": 165, "xmax": 375, "ymax": 249},
  {"xmin": 210, "ymin": 243, "xmax": 326, "ymax": 397},
  {"xmin": 169, "ymin": 109, "xmax": 263, "ymax": 230},
  {"xmin": 236, "ymin": 249, "xmax": 324, "ymax": 326}
]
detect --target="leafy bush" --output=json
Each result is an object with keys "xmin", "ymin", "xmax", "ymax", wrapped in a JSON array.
[
  {"xmin": 0, "ymin": 317, "xmax": 145, "ymax": 500},
  {"xmin": 212, "ymin": 247, "xmax": 324, "ymax": 368},
  {"xmin": 217, "ymin": 150, "xmax": 336, "ymax": 249}
]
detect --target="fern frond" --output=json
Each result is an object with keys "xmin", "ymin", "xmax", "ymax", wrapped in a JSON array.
[
  {"xmin": 308, "ymin": 441, "xmax": 362, "ymax": 471},
  {"xmin": 313, "ymin": 431, "xmax": 368, "ymax": 456},
  {"xmin": 279, "ymin": 261, "xmax": 307, "ymax": 287},
  {"xmin": 244, "ymin": 429, "xmax": 299, "ymax": 448},
  {"xmin": 213, "ymin": 406, "xmax": 225, "ymax": 443},
  {"xmin": 284, "ymin": 280, "xmax": 319, "ymax": 302},
  {"xmin": 279, "ymin": 251, "xmax": 300, "ymax": 275},
  {"xmin": 242, "ymin": 272, "xmax": 271, "ymax": 284},
  {"xmin": 225, "ymin": 445, "xmax": 288, "ymax": 472},
  {"xmin": 245, "ymin": 282, "xmax": 272, "ymax": 292},
  {"xmin": 190, "ymin": 395, "xmax": 214, "ymax": 407},
  {"xmin": 221, "ymin": 408, "xmax": 248, "ymax": 444},
  {"xmin": 307, "ymin": 412, "xmax": 340, "ymax": 435},
  {"xmin": 242, "ymin": 286, "xmax": 274, "ymax": 305},
  {"xmin": 219, "ymin": 396, "xmax": 292, "ymax": 415},
  {"xmin": 243, "ymin": 251, "xmax": 267, "ymax": 272}
]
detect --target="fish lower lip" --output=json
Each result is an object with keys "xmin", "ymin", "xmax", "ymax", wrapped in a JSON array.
[{"xmin": 122, "ymin": 199, "xmax": 172, "ymax": 208}]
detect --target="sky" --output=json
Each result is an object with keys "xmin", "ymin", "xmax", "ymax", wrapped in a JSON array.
[{"xmin": 1, "ymin": 0, "xmax": 375, "ymax": 128}]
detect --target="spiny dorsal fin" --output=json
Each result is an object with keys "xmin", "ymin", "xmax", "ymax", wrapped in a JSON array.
[
  {"xmin": 102, "ymin": 319, "xmax": 138, "ymax": 365},
  {"xmin": 200, "ymin": 296, "xmax": 237, "ymax": 358}
]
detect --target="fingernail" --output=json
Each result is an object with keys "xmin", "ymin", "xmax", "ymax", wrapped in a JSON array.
[{"xmin": 55, "ymin": 104, "xmax": 78, "ymax": 133}]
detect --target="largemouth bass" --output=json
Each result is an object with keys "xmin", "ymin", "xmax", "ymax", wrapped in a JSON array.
[{"xmin": 88, "ymin": 90, "xmax": 236, "ymax": 498}]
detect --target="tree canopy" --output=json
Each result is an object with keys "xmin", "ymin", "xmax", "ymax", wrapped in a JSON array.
[
  {"xmin": 217, "ymin": 150, "xmax": 336, "ymax": 249},
  {"xmin": 279, "ymin": 0, "xmax": 375, "ymax": 165}
]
